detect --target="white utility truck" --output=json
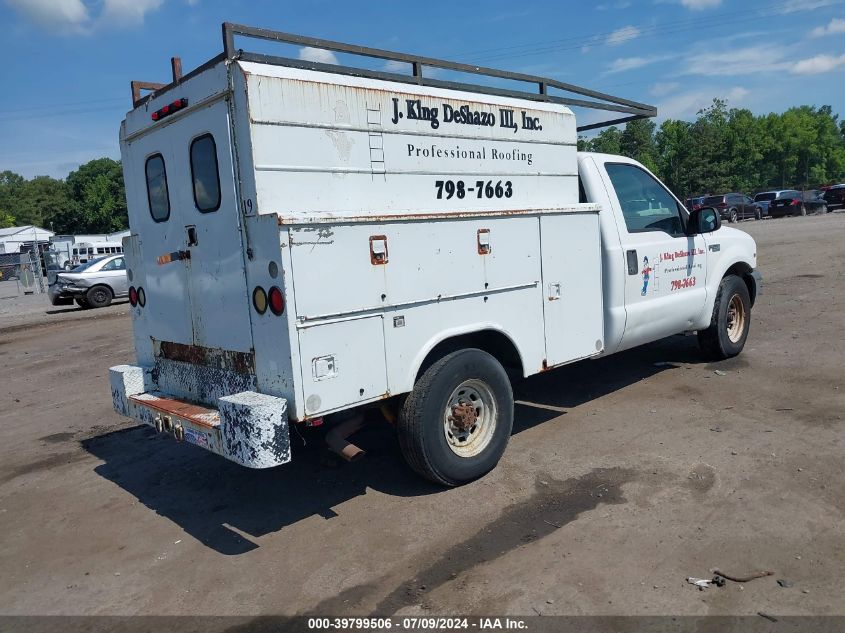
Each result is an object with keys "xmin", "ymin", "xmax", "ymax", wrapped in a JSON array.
[{"xmin": 110, "ymin": 24, "xmax": 761, "ymax": 486}]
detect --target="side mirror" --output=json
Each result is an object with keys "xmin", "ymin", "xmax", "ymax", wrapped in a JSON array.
[{"xmin": 689, "ymin": 206, "xmax": 721, "ymax": 234}]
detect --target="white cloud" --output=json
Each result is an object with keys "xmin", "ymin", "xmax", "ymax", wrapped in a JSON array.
[
  {"xmin": 4, "ymin": 0, "xmax": 89, "ymax": 33},
  {"xmin": 683, "ymin": 45, "xmax": 790, "ymax": 76},
  {"xmin": 791, "ymin": 53, "xmax": 845, "ymax": 74},
  {"xmin": 650, "ymin": 82, "xmax": 680, "ymax": 97},
  {"xmin": 605, "ymin": 55, "xmax": 669, "ymax": 74},
  {"xmin": 680, "ymin": 0, "xmax": 722, "ymax": 8},
  {"xmin": 606, "ymin": 25, "xmax": 640, "ymax": 46},
  {"xmin": 810, "ymin": 18, "xmax": 845, "ymax": 37},
  {"xmin": 4, "ymin": 0, "xmax": 163, "ymax": 32},
  {"xmin": 298, "ymin": 47, "xmax": 339, "ymax": 65},
  {"xmin": 657, "ymin": 86, "xmax": 748, "ymax": 120},
  {"xmin": 777, "ymin": 0, "xmax": 841, "ymax": 13},
  {"xmin": 100, "ymin": 0, "xmax": 163, "ymax": 27},
  {"xmin": 383, "ymin": 60, "xmax": 410, "ymax": 73}
]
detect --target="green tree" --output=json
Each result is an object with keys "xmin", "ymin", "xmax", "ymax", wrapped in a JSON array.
[
  {"xmin": 584, "ymin": 126, "xmax": 622, "ymax": 155},
  {"xmin": 61, "ymin": 158, "xmax": 128, "ymax": 233},
  {"xmin": 0, "ymin": 170, "xmax": 26, "ymax": 224},
  {"xmin": 620, "ymin": 118, "xmax": 657, "ymax": 172}
]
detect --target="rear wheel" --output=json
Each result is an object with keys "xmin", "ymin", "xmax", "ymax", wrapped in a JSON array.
[
  {"xmin": 800, "ymin": 204, "xmax": 807, "ymax": 216},
  {"xmin": 86, "ymin": 285, "xmax": 113, "ymax": 308},
  {"xmin": 398, "ymin": 348, "xmax": 513, "ymax": 486},
  {"xmin": 729, "ymin": 208, "xmax": 738, "ymax": 223},
  {"xmin": 698, "ymin": 275, "xmax": 751, "ymax": 360}
]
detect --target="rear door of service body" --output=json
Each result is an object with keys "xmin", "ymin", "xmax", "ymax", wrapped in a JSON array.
[
  {"xmin": 596, "ymin": 157, "xmax": 708, "ymax": 349},
  {"xmin": 125, "ymin": 100, "xmax": 253, "ymax": 353}
]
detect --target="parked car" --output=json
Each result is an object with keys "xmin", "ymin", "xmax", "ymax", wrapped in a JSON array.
[
  {"xmin": 769, "ymin": 190, "xmax": 828, "ymax": 218},
  {"xmin": 684, "ymin": 196, "xmax": 706, "ymax": 212},
  {"xmin": 701, "ymin": 193, "xmax": 760, "ymax": 222},
  {"xmin": 752, "ymin": 190, "xmax": 792, "ymax": 217},
  {"xmin": 48, "ymin": 254, "xmax": 128, "ymax": 308},
  {"xmin": 822, "ymin": 184, "xmax": 845, "ymax": 210}
]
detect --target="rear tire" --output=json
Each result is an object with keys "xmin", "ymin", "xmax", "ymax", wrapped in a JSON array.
[
  {"xmin": 729, "ymin": 208, "xmax": 738, "ymax": 223},
  {"xmin": 800, "ymin": 204, "xmax": 807, "ymax": 217},
  {"xmin": 698, "ymin": 275, "xmax": 751, "ymax": 360},
  {"xmin": 398, "ymin": 348, "xmax": 513, "ymax": 487},
  {"xmin": 86, "ymin": 285, "xmax": 112, "ymax": 308}
]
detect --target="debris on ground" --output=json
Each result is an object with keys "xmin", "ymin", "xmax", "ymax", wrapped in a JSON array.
[
  {"xmin": 777, "ymin": 579, "xmax": 794, "ymax": 588},
  {"xmin": 714, "ymin": 370, "xmax": 727, "ymax": 376},
  {"xmin": 712, "ymin": 569, "xmax": 774, "ymax": 583},
  {"xmin": 758, "ymin": 612, "xmax": 778, "ymax": 622}
]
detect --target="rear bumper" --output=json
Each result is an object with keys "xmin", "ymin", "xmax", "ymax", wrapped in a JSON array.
[{"xmin": 109, "ymin": 364, "xmax": 291, "ymax": 468}]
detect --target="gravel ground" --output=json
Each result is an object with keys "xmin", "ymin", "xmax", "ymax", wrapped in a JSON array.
[{"xmin": 0, "ymin": 213, "xmax": 843, "ymax": 618}]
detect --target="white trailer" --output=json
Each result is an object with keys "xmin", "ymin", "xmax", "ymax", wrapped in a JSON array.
[{"xmin": 110, "ymin": 24, "xmax": 760, "ymax": 485}]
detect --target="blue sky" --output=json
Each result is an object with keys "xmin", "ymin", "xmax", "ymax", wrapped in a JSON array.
[{"xmin": 1, "ymin": 0, "xmax": 843, "ymax": 179}]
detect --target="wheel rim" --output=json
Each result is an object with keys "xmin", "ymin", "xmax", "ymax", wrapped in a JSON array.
[
  {"xmin": 730, "ymin": 210, "xmax": 737, "ymax": 222},
  {"xmin": 93, "ymin": 289, "xmax": 107, "ymax": 303},
  {"xmin": 726, "ymin": 294, "xmax": 746, "ymax": 344},
  {"xmin": 443, "ymin": 379, "xmax": 497, "ymax": 458}
]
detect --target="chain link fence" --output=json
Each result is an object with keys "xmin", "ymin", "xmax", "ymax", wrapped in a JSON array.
[{"xmin": 0, "ymin": 251, "xmax": 46, "ymax": 299}]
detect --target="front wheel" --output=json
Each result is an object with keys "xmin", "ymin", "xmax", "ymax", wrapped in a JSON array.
[
  {"xmin": 698, "ymin": 275, "xmax": 751, "ymax": 360},
  {"xmin": 398, "ymin": 349, "xmax": 513, "ymax": 486},
  {"xmin": 754, "ymin": 207, "xmax": 762, "ymax": 220}
]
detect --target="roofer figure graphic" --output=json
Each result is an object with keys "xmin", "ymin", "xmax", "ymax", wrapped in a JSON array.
[{"xmin": 641, "ymin": 256, "xmax": 652, "ymax": 296}]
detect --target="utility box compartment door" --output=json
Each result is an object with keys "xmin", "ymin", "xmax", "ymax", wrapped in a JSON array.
[
  {"xmin": 297, "ymin": 316, "xmax": 388, "ymax": 416},
  {"xmin": 540, "ymin": 212, "xmax": 604, "ymax": 366}
]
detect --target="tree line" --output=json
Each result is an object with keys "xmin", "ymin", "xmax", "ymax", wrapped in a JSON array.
[
  {"xmin": 581, "ymin": 100, "xmax": 845, "ymax": 199},
  {"xmin": 1, "ymin": 100, "xmax": 844, "ymax": 235},
  {"xmin": 0, "ymin": 158, "xmax": 127, "ymax": 234}
]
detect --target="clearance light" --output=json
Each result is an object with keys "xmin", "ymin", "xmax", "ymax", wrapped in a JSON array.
[
  {"xmin": 138, "ymin": 287, "xmax": 146, "ymax": 307},
  {"xmin": 253, "ymin": 287, "xmax": 268, "ymax": 314},
  {"xmin": 151, "ymin": 98, "xmax": 188, "ymax": 122},
  {"xmin": 268, "ymin": 286, "xmax": 285, "ymax": 316},
  {"xmin": 129, "ymin": 286, "xmax": 138, "ymax": 307}
]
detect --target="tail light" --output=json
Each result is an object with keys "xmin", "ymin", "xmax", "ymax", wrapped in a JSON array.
[
  {"xmin": 716, "ymin": 202, "xmax": 727, "ymax": 208},
  {"xmin": 269, "ymin": 286, "xmax": 285, "ymax": 316},
  {"xmin": 252, "ymin": 286, "xmax": 268, "ymax": 314},
  {"xmin": 791, "ymin": 199, "xmax": 801, "ymax": 206},
  {"xmin": 129, "ymin": 286, "xmax": 138, "ymax": 306}
]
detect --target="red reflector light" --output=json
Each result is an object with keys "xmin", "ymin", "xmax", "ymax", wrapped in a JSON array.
[
  {"xmin": 150, "ymin": 97, "xmax": 188, "ymax": 122},
  {"xmin": 268, "ymin": 286, "xmax": 284, "ymax": 316},
  {"xmin": 129, "ymin": 286, "xmax": 138, "ymax": 307}
]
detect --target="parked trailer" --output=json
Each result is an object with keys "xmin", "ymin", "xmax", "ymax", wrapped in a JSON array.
[{"xmin": 110, "ymin": 24, "xmax": 760, "ymax": 485}]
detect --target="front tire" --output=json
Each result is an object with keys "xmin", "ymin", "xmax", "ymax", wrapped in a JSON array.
[
  {"xmin": 754, "ymin": 207, "xmax": 762, "ymax": 220},
  {"xmin": 86, "ymin": 285, "xmax": 113, "ymax": 308},
  {"xmin": 398, "ymin": 349, "xmax": 513, "ymax": 486},
  {"xmin": 728, "ymin": 208, "xmax": 738, "ymax": 223},
  {"xmin": 698, "ymin": 275, "xmax": 751, "ymax": 360}
]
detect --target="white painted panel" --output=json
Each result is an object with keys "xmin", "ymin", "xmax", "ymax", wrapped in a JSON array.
[
  {"xmin": 297, "ymin": 316, "xmax": 388, "ymax": 415},
  {"xmin": 242, "ymin": 63, "xmax": 578, "ymax": 219},
  {"xmin": 540, "ymin": 213, "xmax": 604, "ymax": 366},
  {"xmin": 288, "ymin": 217, "xmax": 542, "ymax": 320}
]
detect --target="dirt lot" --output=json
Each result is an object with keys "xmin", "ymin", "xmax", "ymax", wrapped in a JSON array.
[{"xmin": 1, "ymin": 214, "xmax": 843, "ymax": 618}]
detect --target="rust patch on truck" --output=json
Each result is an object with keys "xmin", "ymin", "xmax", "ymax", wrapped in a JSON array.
[
  {"xmin": 156, "ymin": 340, "xmax": 255, "ymax": 375},
  {"xmin": 129, "ymin": 393, "xmax": 221, "ymax": 429}
]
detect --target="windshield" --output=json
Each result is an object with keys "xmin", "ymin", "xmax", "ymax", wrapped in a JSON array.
[
  {"xmin": 754, "ymin": 193, "xmax": 777, "ymax": 202},
  {"xmin": 71, "ymin": 257, "xmax": 107, "ymax": 273}
]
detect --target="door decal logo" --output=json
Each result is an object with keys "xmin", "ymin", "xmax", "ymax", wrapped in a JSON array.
[{"xmin": 641, "ymin": 256, "xmax": 652, "ymax": 296}]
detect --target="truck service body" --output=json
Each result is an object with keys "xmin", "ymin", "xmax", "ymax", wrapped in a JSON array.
[{"xmin": 110, "ymin": 24, "xmax": 760, "ymax": 485}]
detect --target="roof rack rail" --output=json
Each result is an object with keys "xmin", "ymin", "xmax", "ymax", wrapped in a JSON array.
[
  {"xmin": 221, "ymin": 23, "xmax": 655, "ymax": 132},
  {"xmin": 131, "ymin": 22, "xmax": 656, "ymax": 131}
]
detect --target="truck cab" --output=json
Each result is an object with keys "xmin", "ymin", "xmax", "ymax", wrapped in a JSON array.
[{"xmin": 578, "ymin": 152, "xmax": 759, "ymax": 357}]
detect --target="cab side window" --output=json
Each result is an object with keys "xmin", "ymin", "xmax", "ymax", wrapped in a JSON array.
[
  {"xmin": 145, "ymin": 154, "xmax": 171, "ymax": 222},
  {"xmin": 605, "ymin": 163, "xmax": 686, "ymax": 237},
  {"xmin": 190, "ymin": 134, "xmax": 221, "ymax": 213}
]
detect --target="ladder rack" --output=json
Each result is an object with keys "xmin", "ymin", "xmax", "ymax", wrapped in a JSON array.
[{"xmin": 132, "ymin": 22, "xmax": 657, "ymax": 131}]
